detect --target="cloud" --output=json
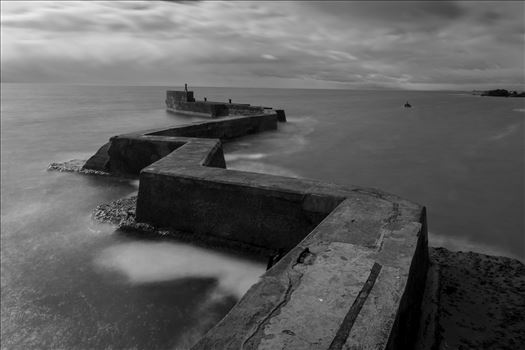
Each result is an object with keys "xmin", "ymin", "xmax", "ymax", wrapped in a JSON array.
[
  {"xmin": 1, "ymin": 1, "xmax": 523, "ymax": 89},
  {"xmin": 262, "ymin": 54, "xmax": 277, "ymax": 61},
  {"xmin": 307, "ymin": 1, "xmax": 467, "ymax": 31}
]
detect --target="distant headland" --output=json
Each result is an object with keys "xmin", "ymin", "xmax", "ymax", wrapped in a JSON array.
[{"xmin": 472, "ymin": 89, "xmax": 525, "ymax": 97}]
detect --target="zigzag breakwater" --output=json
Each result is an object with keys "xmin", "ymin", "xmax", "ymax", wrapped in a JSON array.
[{"xmin": 71, "ymin": 90, "xmax": 427, "ymax": 349}]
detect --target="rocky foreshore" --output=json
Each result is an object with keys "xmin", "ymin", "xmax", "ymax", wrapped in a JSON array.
[
  {"xmin": 418, "ymin": 247, "xmax": 525, "ymax": 349},
  {"xmin": 48, "ymin": 159, "xmax": 112, "ymax": 176},
  {"xmin": 93, "ymin": 196, "xmax": 139, "ymax": 225}
]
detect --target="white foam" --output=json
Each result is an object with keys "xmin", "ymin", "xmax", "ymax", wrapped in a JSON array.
[
  {"xmin": 129, "ymin": 180, "xmax": 140, "ymax": 189},
  {"xmin": 488, "ymin": 123, "xmax": 521, "ymax": 141},
  {"xmin": 94, "ymin": 241, "xmax": 265, "ymax": 298},
  {"xmin": 87, "ymin": 221, "xmax": 118, "ymax": 235},
  {"xmin": 224, "ymin": 153, "xmax": 267, "ymax": 162},
  {"xmin": 1, "ymin": 202, "xmax": 45, "ymax": 224},
  {"xmin": 513, "ymin": 108, "xmax": 525, "ymax": 113}
]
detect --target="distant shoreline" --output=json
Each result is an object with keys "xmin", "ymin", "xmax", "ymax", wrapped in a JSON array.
[{"xmin": 472, "ymin": 89, "xmax": 525, "ymax": 97}]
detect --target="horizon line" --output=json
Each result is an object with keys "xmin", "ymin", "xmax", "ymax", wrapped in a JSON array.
[{"xmin": 1, "ymin": 81, "xmax": 505, "ymax": 93}]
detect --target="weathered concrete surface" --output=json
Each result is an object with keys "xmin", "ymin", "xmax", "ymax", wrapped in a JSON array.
[
  {"xmin": 251, "ymin": 243, "xmax": 377, "ymax": 350},
  {"xmin": 189, "ymin": 195, "xmax": 426, "ymax": 350},
  {"xmin": 83, "ymin": 103, "xmax": 428, "ymax": 349}
]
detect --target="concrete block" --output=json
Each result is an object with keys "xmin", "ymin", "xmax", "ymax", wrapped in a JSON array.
[{"xmin": 276, "ymin": 109, "xmax": 287, "ymax": 122}]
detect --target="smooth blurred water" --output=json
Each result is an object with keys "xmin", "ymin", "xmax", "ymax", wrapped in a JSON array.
[{"xmin": 1, "ymin": 84, "xmax": 523, "ymax": 349}]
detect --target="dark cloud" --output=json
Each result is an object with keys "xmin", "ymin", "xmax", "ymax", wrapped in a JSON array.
[
  {"xmin": 311, "ymin": 1, "xmax": 466, "ymax": 21},
  {"xmin": 479, "ymin": 10, "xmax": 503, "ymax": 24},
  {"xmin": 1, "ymin": 1, "xmax": 523, "ymax": 90},
  {"xmin": 307, "ymin": 0, "xmax": 467, "ymax": 34},
  {"xmin": 161, "ymin": 0, "xmax": 201, "ymax": 4}
]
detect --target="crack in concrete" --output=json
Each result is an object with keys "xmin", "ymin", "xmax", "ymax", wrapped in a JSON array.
[
  {"xmin": 241, "ymin": 273, "xmax": 300, "ymax": 349},
  {"xmin": 241, "ymin": 248, "xmax": 315, "ymax": 349}
]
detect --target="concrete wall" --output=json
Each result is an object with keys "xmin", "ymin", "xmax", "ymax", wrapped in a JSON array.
[
  {"xmin": 167, "ymin": 90, "xmax": 195, "ymax": 103},
  {"xmin": 148, "ymin": 115, "xmax": 278, "ymax": 140},
  {"xmin": 84, "ymin": 104, "xmax": 429, "ymax": 349},
  {"xmin": 83, "ymin": 113, "xmax": 278, "ymax": 175},
  {"xmin": 226, "ymin": 104, "xmax": 265, "ymax": 116},
  {"xmin": 131, "ymin": 133, "xmax": 428, "ymax": 349},
  {"xmin": 167, "ymin": 101, "xmax": 229, "ymax": 118},
  {"xmin": 137, "ymin": 166, "xmax": 335, "ymax": 251},
  {"xmin": 107, "ymin": 136, "xmax": 185, "ymax": 175},
  {"xmin": 166, "ymin": 90, "xmax": 267, "ymax": 118}
]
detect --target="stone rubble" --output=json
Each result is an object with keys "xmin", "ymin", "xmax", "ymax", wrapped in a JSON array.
[{"xmin": 48, "ymin": 159, "xmax": 112, "ymax": 176}]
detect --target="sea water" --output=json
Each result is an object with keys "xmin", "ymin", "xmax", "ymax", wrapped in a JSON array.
[{"xmin": 1, "ymin": 84, "xmax": 523, "ymax": 349}]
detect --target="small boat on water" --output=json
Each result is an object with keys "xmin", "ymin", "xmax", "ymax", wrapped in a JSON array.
[{"xmin": 404, "ymin": 101, "xmax": 412, "ymax": 108}]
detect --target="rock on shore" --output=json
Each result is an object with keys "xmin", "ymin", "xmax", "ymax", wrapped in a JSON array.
[
  {"xmin": 93, "ymin": 196, "xmax": 138, "ymax": 225},
  {"xmin": 48, "ymin": 159, "xmax": 111, "ymax": 176},
  {"xmin": 92, "ymin": 196, "xmax": 273, "ymax": 257}
]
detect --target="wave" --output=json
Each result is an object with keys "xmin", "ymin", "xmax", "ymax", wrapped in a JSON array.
[
  {"xmin": 488, "ymin": 123, "xmax": 520, "ymax": 141},
  {"xmin": 222, "ymin": 115, "xmax": 317, "ymax": 178},
  {"xmin": 93, "ymin": 241, "xmax": 265, "ymax": 298},
  {"xmin": 93, "ymin": 241, "xmax": 265, "ymax": 349},
  {"xmin": 224, "ymin": 153, "xmax": 267, "ymax": 162}
]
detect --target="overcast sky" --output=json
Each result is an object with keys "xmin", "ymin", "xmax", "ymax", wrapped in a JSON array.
[{"xmin": 1, "ymin": 1, "xmax": 523, "ymax": 90}]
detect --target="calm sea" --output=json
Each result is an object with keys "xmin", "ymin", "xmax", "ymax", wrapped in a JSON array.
[{"xmin": 1, "ymin": 84, "xmax": 523, "ymax": 349}]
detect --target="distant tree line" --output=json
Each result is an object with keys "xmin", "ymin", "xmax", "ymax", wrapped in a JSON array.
[{"xmin": 476, "ymin": 89, "xmax": 525, "ymax": 97}]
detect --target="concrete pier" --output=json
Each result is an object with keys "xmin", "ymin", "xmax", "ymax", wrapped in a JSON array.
[
  {"xmin": 83, "ymin": 96, "xmax": 428, "ymax": 349},
  {"xmin": 166, "ymin": 90, "xmax": 267, "ymax": 118}
]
